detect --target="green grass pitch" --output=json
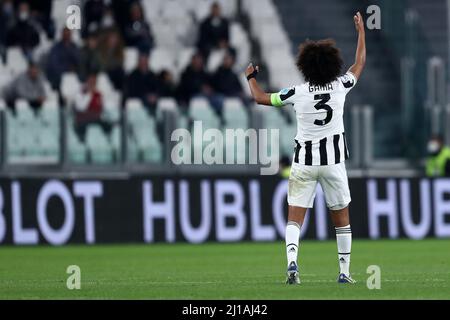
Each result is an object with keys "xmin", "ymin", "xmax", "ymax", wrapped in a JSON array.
[{"xmin": 0, "ymin": 239, "xmax": 449, "ymax": 299}]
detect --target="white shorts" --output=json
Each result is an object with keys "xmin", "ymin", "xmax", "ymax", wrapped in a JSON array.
[{"xmin": 287, "ymin": 162, "xmax": 351, "ymax": 210}]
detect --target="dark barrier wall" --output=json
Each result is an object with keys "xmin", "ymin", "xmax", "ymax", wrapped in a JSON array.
[{"xmin": 0, "ymin": 176, "xmax": 449, "ymax": 245}]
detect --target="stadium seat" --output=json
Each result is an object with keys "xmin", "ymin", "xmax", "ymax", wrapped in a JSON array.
[
  {"xmin": 6, "ymin": 48, "xmax": 27, "ymax": 75},
  {"xmin": 126, "ymin": 99, "xmax": 155, "ymax": 129},
  {"xmin": 38, "ymin": 127, "xmax": 59, "ymax": 157},
  {"xmin": 160, "ymin": 1, "xmax": 195, "ymax": 46},
  {"xmin": 51, "ymin": 0, "xmax": 74, "ymax": 32},
  {"xmin": 33, "ymin": 32, "xmax": 52, "ymax": 63},
  {"xmin": 141, "ymin": 0, "xmax": 163, "ymax": 20},
  {"xmin": 156, "ymin": 97, "xmax": 177, "ymax": 122},
  {"xmin": 230, "ymin": 23, "xmax": 251, "ymax": 70},
  {"xmin": 125, "ymin": 137, "xmax": 138, "ymax": 163},
  {"xmin": 97, "ymin": 73, "xmax": 115, "ymax": 96},
  {"xmin": 132, "ymin": 125, "xmax": 163, "ymax": 163},
  {"xmin": 188, "ymin": 97, "xmax": 220, "ymax": 129},
  {"xmin": 14, "ymin": 99, "xmax": 35, "ymax": 126},
  {"xmin": 125, "ymin": 98, "xmax": 144, "ymax": 110},
  {"xmin": 142, "ymin": 140, "xmax": 163, "ymax": 163},
  {"xmin": 160, "ymin": 0, "xmax": 189, "ymax": 20},
  {"xmin": 207, "ymin": 49, "xmax": 225, "ymax": 73},
  {"xmin": 110, "ymin": 125, "xmax": 122, "ymax": 161},
  {"xmin": 67, "ymin": 125, "xmax": 88, "ymax": 164},
  {"xmin": 39, "ymin": 105, "xmax": 59, "ymax": 127},
  {"xmin": 223, "ymin": 98, "xmax": 248, "ymax": 129},
  {"xmin": 85, "ymin": 124, "xmax": 113, "ymax": 164},
  {"xmin": 0, "ymin": 72, "xmax": 12, "ymax": 91},
  {"xmin": 151, "ymin": 19, "xmax": 179, "ymax": 49},
  {"xmin": 125, "ymin": 98, "xmax": 162, "ymax": 163},
  {"xmin": 124, "ymin": 47, "xmax": 139, "ymax": 73},
  {"xmin": 61, "ymin": 73, "xmax": 81, "ymax": 103},
  {"xmin": 239, "ymin": 74, "xmax": 251, "ymax": 97},
  {"xmin": 177, "ymin": 47, "xmax": 195, "ymax": 74},
  {"xmin": 102, "ymin": 91, "xmax": 121, "ymax": 123},
  {"xmin": 177, "ymin": 114, "xmax": 189, "ymax": 130},
  {"xmin": 149, "ymin": 48, "xmax": 176, "ymax": 74}
]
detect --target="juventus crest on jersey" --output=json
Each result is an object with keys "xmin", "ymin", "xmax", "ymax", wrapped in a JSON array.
[{"xmin": 271, "ymin": 71, "xmax": 357, "ymax": 166}]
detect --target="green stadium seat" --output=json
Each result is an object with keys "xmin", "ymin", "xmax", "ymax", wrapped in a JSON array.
[
  {"xmin": 67, "ymin": 124, "xmax": 88, "ymax": 164},
  {"xmin": 110, "ymin": 125, "xmax": 122, "ymax": 161},
  {"xmin": 85, "ymin": 124, "xmax": 113, "ymax": 164}
]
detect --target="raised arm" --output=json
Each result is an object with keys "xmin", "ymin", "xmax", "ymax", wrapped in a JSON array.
[
  {"xmin": 245, "ymin": 63, "xmax": 272, "ymax": 106},
  {"xmin": 348, "ymin": 12, "xmax": 366, "ymax": 79}
]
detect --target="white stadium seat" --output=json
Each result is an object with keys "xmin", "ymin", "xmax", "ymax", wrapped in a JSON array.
[
  {"xmin": 6, "ymin": 48, "xmax": 28, "ymax": 75},
  {"xmin": 177, "ymin": 47, "xmax": 195, "ymax": 74},
  {"xmin": 156, "ymin": 97, "xmax": 178, "ymax": 121},
  {"xmin": 149, "ymin": 48, "xmax": 176, "ymax": 74},
  {"xmin": 97, "ymin": 72, "xmax": 115, "ymax": 95},
  {"xmin": 124, "ymin": 47, "xmax": 139, "ymax": 73},
  {"xmin": 207, "ymin": 49, "xmax": 225, "ymax": 73},
  {"xmin": 61, "ymin": 72, "xmax": 81, "ymax": 102}
]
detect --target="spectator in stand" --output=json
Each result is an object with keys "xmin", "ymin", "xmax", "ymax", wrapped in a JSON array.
[
  {"xmin": 197, "ymin": 2, "xmax": 230, "ymax": 58},
  {"xmin": 46, "ymin": 27, "xmax": 80, "ymax": 90},
  {"xmin": 123, "ymin": 1, "xmax": 153, "ymax": 53},
  {"xmin": 211, "ymin": 49, "xmax": 243, "ymax": 98},
  {"xmin": 110, "ymin": 0, "xmax": 136, "ymax": 35},
  {"xmin": 79, "ymin": 31, "xmax": 102, "ymax": 81},
  {"xmin": 100, "ymin": 6, "xmax": 117, "ymax": 30},
  {"xmin": 84, "ymin": 1, "xmax": 117, "ymax": 36},
  {"xmin": 3, "ymin": 62, "xmax": 46, "ymax": 112},
  {"xmin": 124, "ymin": 52, "xmax": 159, "ymax": 113},
  {"xmin": 177, "ymin": 52, "xmax": 212, "ymax": 104},
  {"xmin": 0, "ymin": 0, "xmax": 16, "ymax": 61},
  {"xmin": 158, "ymin": 69, "xmax": 176, "ymax": 98},
  {"xmin": 73, "ymin": 73, "xmax": 111, "ymax": 141},
  {"xmin": 6, "ymin": 1, "xmax": 40, "ymax": 58},
  {"xmin": 24, "ymin": 0, "xmax": 54, "ymax": 39},
  {"xmin": 83, "ymin": 0, "xmax": 107, "ymax": 38},
  {"xmin": 97, "ymin": 28, "xmax": 125, "ymax": 90}
]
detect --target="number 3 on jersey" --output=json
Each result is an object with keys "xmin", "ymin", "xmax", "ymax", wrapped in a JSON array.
[{"xmin": 313, "ymin": 94, "xmax": 333, "ymax": 126}]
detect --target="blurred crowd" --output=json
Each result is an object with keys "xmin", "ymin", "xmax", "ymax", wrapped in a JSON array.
[{"xmin": 0, "ymin": 0, "xmax": 246, "ymax": 121}]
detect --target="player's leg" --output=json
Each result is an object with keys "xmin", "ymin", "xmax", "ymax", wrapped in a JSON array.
[
  {"xmin": 285, "ymin": 205, "xmax": 307, "ymax": 279},
  {"xmin": 286, "ymin": 164, "xmax": 317, "ymax": 284},
  {"xmin": 318, "ymin": 163, "xmax": 355, "ymax": 283},
  {"xmin": 330, "ymin": 206, "xmax": 355, "ymax": 283}
]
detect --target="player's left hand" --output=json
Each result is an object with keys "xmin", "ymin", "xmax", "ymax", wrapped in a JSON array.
[
  {"xmin": 245, "ymin": 63, "xmax": 259, "ymax": 78},
  {"xmin": 353, "ymin": 12, "xmax": 364, "ymax": 32}
]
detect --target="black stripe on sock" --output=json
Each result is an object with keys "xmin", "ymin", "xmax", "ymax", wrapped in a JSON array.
[
  {"xmin": 319, "ymin": 137, "xmax": 328, "ymax": 165},
  {"xmin": 286, "ymin": 243, "xmax": 298, "ymax": 248},
  {"xmin": 333, "ymin": 134, "xmax": 340, "ymax": 164},
  {"xmin": 304, "ymin": 140, "xmax": 312, "ymax": 165},
  {"xmin": 338, "ymin": 252, "xmax": 351, "ymax": 255}
]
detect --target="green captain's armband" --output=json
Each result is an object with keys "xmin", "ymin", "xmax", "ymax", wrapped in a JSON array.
[{"xmin": 270, "ymin": 93, "xmax": 283, "ymax": 107}]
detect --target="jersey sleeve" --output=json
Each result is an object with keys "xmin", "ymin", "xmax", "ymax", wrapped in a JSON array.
[
  {"xmin": 339, "ymin": 71, "xmax": 357, "ymax": 93},
  {"xmin": 270, "ymin": 86, "xmax": 296, "ymax": 107}
]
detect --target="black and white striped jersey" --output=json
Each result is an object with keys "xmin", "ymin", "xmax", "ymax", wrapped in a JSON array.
[{"xmin": 270, "ymin": 71, "xmax": 357, "ymax": 166}]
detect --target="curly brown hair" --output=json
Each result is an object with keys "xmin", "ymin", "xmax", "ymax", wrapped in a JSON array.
[{"xmin": 296, "ymin": 39, "xmax": 343, "ymax": 86}]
